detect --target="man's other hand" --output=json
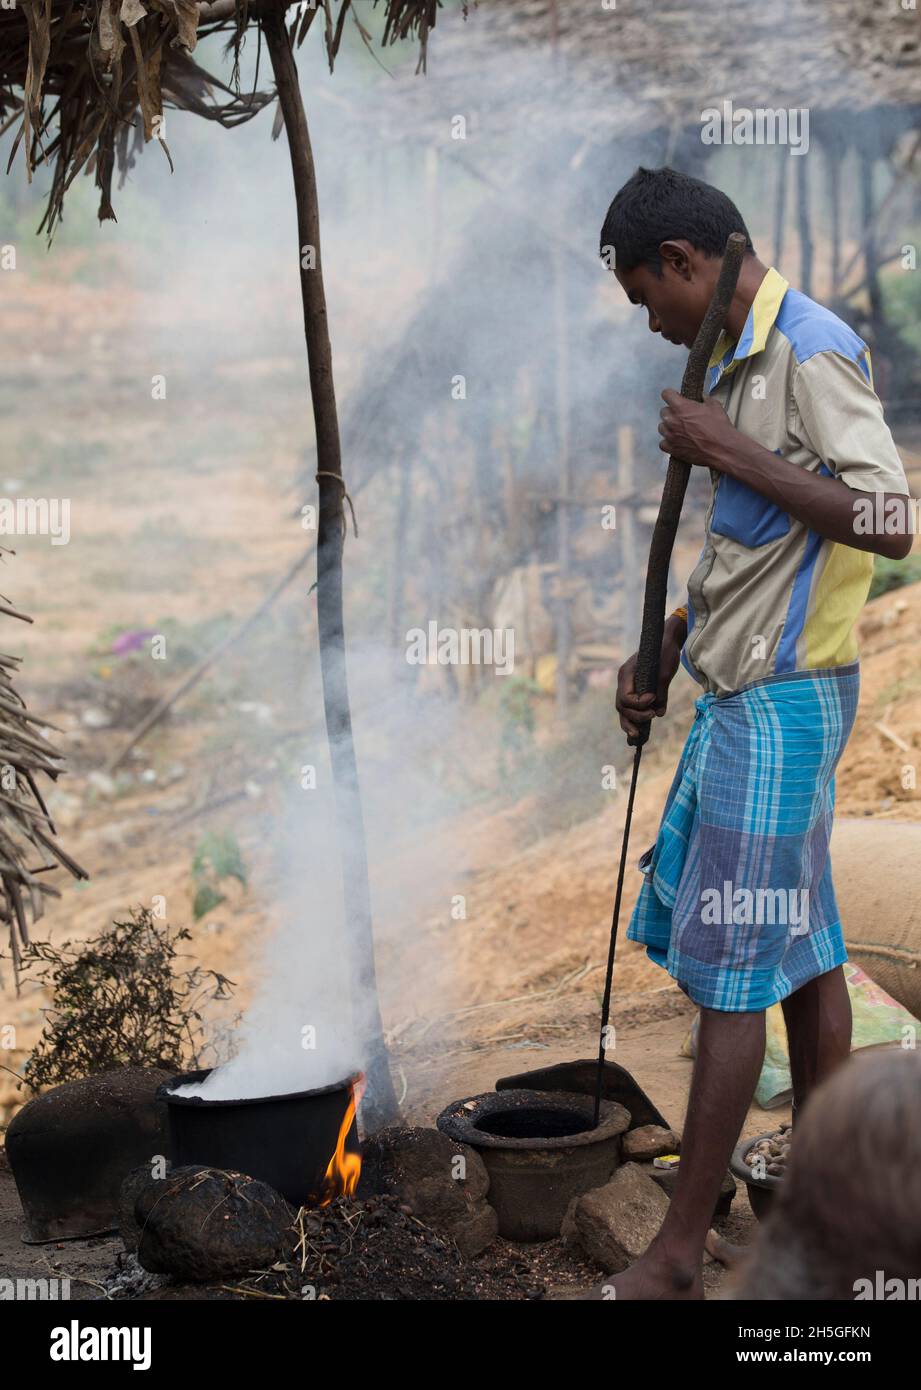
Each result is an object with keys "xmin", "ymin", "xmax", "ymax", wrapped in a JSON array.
[
  {"xmin": 658, "ymin": 389, "xmax": 735, "ymax": 468},
  {"xmin": 616, "ymin": 630, "xmax": 683, "ymax": 739}
]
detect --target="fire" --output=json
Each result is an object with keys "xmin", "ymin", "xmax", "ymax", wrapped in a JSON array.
[{"xmin": 321, "ymin": 1075, "xmax": 364, "ymax": 1204}]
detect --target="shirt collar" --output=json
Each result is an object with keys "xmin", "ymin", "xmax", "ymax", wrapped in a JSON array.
[{"xmin": 706, "ymin": 266, "xmax": 789, "ymax": 393}]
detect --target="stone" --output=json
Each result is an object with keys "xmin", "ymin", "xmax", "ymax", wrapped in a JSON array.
[
  {"xmin": 622, "ymin": 1125, "xmax": 681, "ymax": 1161},
  {"xmin": 136, "ymin": 1166, "xmax": 293, "ymax": 1282},
  {"xmin": 359, "ymin": 1125, "xmax": 497, "ymax": 1257},
  {"xmin": 561, "ymin": 1162, "xmax": 669, "ymax": 1272},
  {"xmin": 451, "ymin": 1202, "xmax": 500, "ymax": 1259},
  {"xmin": 5, "ymin": 1067, "xmax": 171, "ymax": 1241},
  {"xmin": 119, "ymin": 1164, "xmax": 165, "ymax": 1253}
]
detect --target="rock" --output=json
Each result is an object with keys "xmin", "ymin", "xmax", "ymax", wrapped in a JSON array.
[
  {"xmin": 562, "ymin": 1162, "xmax": 669, "ymax": 1271},
  {"xmin": 136, "ymin": 1166, "xmax": 293, "ymax": 1281},
  {"xmin": 359, "ymin": 1126, "xmax": 497, "ymax": 1257},
  {"xmin": 451, "ymin": 1202, "xmax": 500, "ymax": 1259},
  {"xmin": 622, "ymin": 1125, "xmax": 681, "ymax": 1161},
  {"xmin": 5, "ymin": 1067, "xmax": 171, "ymax": 1241},
  {"xmin": 119, "ymin": 1164, "xmax": 166, "ymax": 1253},
  {"xmin": 648, "ymin": 1163, "xmax": 737, "ymax": 1219}
]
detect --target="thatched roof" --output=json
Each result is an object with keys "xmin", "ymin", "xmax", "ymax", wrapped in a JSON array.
[
  {"xmin": 369, "ymin": 0, "xmax": 921, "ymax": 152},
  {"xmin": 6, "ymin": 0, "xmax": 918, "ymax": 234},
  {"xmin": 0, "ymin": 0, "xmax": 457, "ymax": 235}
]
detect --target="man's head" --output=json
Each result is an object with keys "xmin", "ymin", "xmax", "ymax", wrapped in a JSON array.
[{"xmin": 600, "ymin": 167, "xmax": 754, "ymax": 349}]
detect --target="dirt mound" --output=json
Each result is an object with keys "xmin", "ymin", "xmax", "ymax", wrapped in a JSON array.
[{"xmin": 836, "ymin": 579, "xmax": 921, "ymax": 820}]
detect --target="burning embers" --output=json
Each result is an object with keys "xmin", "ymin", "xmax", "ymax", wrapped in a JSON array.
[{"xmin": 321, "ymin": 1076, "xmax": 364, "ymax": 1204}]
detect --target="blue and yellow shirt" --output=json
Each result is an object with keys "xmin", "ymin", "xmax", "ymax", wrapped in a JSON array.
[{"xmin": 681, "ymin": 267, "xmax": 910, "ymax": 697}]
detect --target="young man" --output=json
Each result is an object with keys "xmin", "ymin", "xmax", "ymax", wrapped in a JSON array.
[{"xmin": 601, "ymin": 167, "xmax": 912, "ymax": 1300}]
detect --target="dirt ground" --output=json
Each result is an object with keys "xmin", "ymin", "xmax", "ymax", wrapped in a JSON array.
[{"xmin": 0, "ymin": 264, "xmax": 918, "ymax": 1298}]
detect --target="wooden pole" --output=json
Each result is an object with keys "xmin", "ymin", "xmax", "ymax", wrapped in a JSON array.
[
  {"xmin": 773, "ymin": 151, "xmax": 787, "ymax": 270},
  {"xmin": 552, "ymin": 232, "xmax": 572, "ymax": 716},
  {"xmin": 826, "ymin": 139, "xmax": 843, "ymax": 296},
  {"xmin": 796, "ymin": 153, "xmax": 813, "ymax": 299},
  {"xmin": 632, "ymin": 235, "xmax": 747, "ymax": 724},
  {"xmin": 859, "ymin": 148, "xmax": 883, "ymax": 326},
  {"xmin": 262, "ymin": 8, "xmax": 400, "ymax": 1130},
  {"xmin": 549, "ymin": 0, "xmax": 572, "ymax": 717}
]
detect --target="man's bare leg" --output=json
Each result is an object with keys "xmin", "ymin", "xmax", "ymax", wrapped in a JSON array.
[
  {"xmin": 780, "ymin": 964, "xmax": 852, "ymax": 1116},
  {"xmin": 707, "ymin": 966, "xmax": 853, "ymax": 1278},
  {"xmin": 591, "ymin": 1006, "xmax": 766, "ymax": 1299}
]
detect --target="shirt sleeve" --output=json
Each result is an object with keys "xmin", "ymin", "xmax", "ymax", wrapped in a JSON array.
[{"xmin": 792, "ymin": 350, "xmax": 910, "ymax": 495}]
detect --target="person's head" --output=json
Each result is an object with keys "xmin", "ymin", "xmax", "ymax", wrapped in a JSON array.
[
  {"xmin": 599, "ymin": 167, "xmax": 755, "ymax": 349},
  {"xmin": 728, "ymin": 1048, "xmax": 921, "ymax": 1300}
]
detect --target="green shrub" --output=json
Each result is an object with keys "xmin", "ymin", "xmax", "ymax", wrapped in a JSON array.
[
  {"xmin": 14, "ymin": 908, "xmax": 233, "ymax": 1090},
  {"xmin": 191, "ymin": 830, "xmax": 247, "ymax": 920},
  {"xmin": 869, "ymin": 553, "xmax": 921, "ymax": 601}
]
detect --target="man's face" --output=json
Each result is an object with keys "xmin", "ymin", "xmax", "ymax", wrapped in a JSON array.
[{"xmin": 615, "ymin": 245, "xmax": 713, "ymax": 349}]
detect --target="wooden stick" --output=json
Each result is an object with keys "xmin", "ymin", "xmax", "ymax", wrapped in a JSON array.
[
  {"xmin": 796, "ymin": 154, "xmax": 813, "ymax": 300},
  {"xmin": 631, "ymin": 233, "xmax": 748, "ymax": 733},
  {"xmin": 262, "ymin": 7, "xmax": 399, "ymax": 1131}
]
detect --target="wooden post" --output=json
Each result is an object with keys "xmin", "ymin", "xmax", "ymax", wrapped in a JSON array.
[
  {"xmin": 825, "ymin": 138, "xmax": 844, "ymax": 296},
  {"xmin": 796, "ymin": 153, "xmax": 813, "ymax": 299},
  {"xmin": 262, "ymin": 8, "xmax": 400, "ymax": 1130},
  {"xmin": 549, "ymin": 0, "xmax": 572, "ymax": 717},
  {"xmin": 773, "ymin": 151, "xmax": 788, "ymax": 270},
  {"xmin": 859, "ymin": 148, "xmax": 883, "ymax": 325},
  {"xmin": 552, "ymin": 236, "xmax": 572, "ymax": 716}
]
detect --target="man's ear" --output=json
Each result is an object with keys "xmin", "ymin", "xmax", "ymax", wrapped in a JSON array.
[{"xmin": 658, "ymin": 239, "xmax": 693, "ymax": 280}]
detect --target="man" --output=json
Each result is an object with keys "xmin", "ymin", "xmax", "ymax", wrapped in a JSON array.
[{"xmin": 602, "ymin": 167, "xmax": 912, "ymax": 1299}]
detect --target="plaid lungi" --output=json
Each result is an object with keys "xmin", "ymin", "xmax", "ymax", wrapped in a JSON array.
[{"xmin": 626, "ymin": 663, "xmax": 859, "ymax": 1012}]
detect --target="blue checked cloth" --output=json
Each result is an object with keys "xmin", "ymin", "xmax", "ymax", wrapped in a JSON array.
[{"xmin": 626, "ymin": 663, "xmax": 860, "ymax": 1012}]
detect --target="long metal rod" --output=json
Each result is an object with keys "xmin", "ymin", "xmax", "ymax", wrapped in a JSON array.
[{"xmin": 593, "ymin": 741, "xmax": 643, "ymax": 1125}]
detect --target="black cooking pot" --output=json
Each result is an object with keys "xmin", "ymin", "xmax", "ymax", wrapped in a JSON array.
[{"xmin": 157, "ymin": 1069, "xmax": 361, "ymax": 1208}]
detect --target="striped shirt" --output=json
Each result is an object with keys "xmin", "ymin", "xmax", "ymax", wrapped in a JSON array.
[{"xmin": 681, "ymin": 267, "xmax": 910, "ymax": 698}]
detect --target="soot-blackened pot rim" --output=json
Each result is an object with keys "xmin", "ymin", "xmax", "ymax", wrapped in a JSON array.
[
  {"xmin": 436, "ymin": 1088, "xmax": 630, "ymax": 1150},
  {"xmin": 157, "ymin": 1068, "xmax": 363, "ymax": 1108}
]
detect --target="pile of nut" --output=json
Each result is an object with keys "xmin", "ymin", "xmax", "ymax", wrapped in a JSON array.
[{"xmin": 744, "ymin": 1122, "xmax": 792, "ymax": 1178}]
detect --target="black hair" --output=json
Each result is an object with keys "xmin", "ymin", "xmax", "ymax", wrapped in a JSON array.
[{"xmin": 600, "ymin": 167, "xmax": 754, "ymax": 274}]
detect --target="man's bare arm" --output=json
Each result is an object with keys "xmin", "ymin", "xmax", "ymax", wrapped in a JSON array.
[{"xmin": 658, "ymin": 390, "xmax": 913, "ymax": 561}]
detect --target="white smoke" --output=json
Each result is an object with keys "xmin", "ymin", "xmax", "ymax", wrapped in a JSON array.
[{"xmin": 174, "ymin": 644, "xmax": 459, "ymax": 1101}]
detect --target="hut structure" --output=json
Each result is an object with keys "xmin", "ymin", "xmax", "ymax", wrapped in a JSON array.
[{"xmin": 318, "ymin": 0, "xmax": 921, "ymax": 697}]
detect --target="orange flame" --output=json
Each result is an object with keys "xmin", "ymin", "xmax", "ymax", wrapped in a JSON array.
[{"xmin": 320, "ymin": 1075, "xmax": 364, "ymax": 1204}]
